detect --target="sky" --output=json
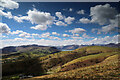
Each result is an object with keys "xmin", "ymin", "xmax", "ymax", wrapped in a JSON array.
[{"xmin": 0, "ymin": 0, "xmax": 120, "ymax": 48}]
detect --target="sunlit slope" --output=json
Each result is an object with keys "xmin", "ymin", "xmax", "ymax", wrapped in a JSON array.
[
  {"xmin": 22, "ymin": 46, "xmax": 119, "ymax": 80},
  {"xmin": 60, "ymin": 52, "xmax": 118, "ymax": 72},
  {"xmin": 24, "ymin": 54, "xmax": 120, "ymax": 80},
  {"xmin": 38, "ymin": 46, "xmax": 119, "ymax": 71},
  {"xmin": 2, "ymin": 46, "xmax": 119, "ymax": 80}
]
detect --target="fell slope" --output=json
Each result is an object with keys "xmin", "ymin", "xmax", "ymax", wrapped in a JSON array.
[
  {"xmin": 24, "ymin": 54, "xmax": 120, "ymax": 80},
  {"xmin": 2, "ymin": 46, "xmax": 120, "ymax": 80}
]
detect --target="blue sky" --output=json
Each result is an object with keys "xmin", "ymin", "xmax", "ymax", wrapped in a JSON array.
[{"xmin": 0, "ymin": 0, "xmax": 119, "ymax": 48}]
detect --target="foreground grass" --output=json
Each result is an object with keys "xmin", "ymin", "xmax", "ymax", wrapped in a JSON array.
[
  {"xmin": 24, "ymin": 54, "xmax": 120, "ymax": 80},
  {"xmin": 62, "ymin": 52, "xmax": 117, "ymax": 67}
]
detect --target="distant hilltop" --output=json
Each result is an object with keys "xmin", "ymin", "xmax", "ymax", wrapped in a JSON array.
[
  {"xmin": 1, "ymin": 43, "xmax": 120, "ymax": 54},
  {"xmin": 57, "ymin": 43, "xmax": 120, "ymax": 50},
  {"xmin": 1, "ymin": 44, "xmax": 60, "ymax": 54}
]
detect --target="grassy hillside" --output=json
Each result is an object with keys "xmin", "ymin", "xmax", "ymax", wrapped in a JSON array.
[
  {"xmin": 2, "ymin": 46, "xmax": 60, "ymax": 64},
  {"xmin": 60, "ymin": 52, "xmax": 118, "ymax": 72},
  {"xmin": 2, "ymin": 46, "xmax": 120, "ymax": 80},
  {"xmin": 24, "ymin": 54, "xmax": 120, "ymax": 80}
]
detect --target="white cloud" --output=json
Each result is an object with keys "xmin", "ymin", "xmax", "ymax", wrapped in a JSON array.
[
  {"xmin": 69, "ymin": 28, "xmax": 86, "ymax": 34},
  {"xmin": 13, "ymin": 16, "xmax": 29, "ymax": 22},
  {"xmin": 0, "ymin": 35, "xmax": 7, "ymax": 38},
  {"xmin": 11, "ymin": 30, "xmax": 32, "ymax": 38},
  {"xmin": 79, "ymin": 17, "xmax": 91, "ymax": 24},
  {"xmin": 71, "ymin": 37, "xmax": 83, "ymax": 40},
  {"xmin": 11, "ymin": 30, "xmax": 23, "ymax": 35},
  {"xmin": 82, "ymin": 33, "xmax": 94, "ymax": 39},
  {"xmin": 41, "ymin": 32, "xmax": 50, "ymax": 38},
  {"xmin": 0, "ymin": 38, "xmax": 81, "ymax": 48},
  {"xmin": 92, "ymin": 19, "xmax": 119, "ymax": 34},
  {"xmin": 31, "ymin": 33, "xmax": 39, "ymax": 36},
  {"xmin": 55, "ymin": 12, "xmax": 64, "ymax": 20},
  {"xmin": 0, "ymin": 9, "xmax": 28, "ymax": 23},
  {"xmin": 90, "ymin": 4, "xmax": 119, "ymax": 34},
  {"xmin": 91, "ymin": 28, "xmax": 97, "ymax": 33},
  {"xmin": 52, "ymin": 32, "xmax": 60, "ymax": 36},
  {"xmin": 55, "ymin": 21, "xmax": 67, "ymax": 26},
  {"xmin": 90, "ymin": 4, "xmax": 118, "ymax": 25},
  {"xmin": 14, "ymin": 38, "xmax": 24, "ymax": 41},
  {"xmin": 0, "ymin": 22, "xmax": 11, "ymax": 33},
  {"xmin": 62, "ymin": 9, "xmax": 66, "ymax": 11},
  {"xmin": 27, "ymin": 9, "xmax": 55, "ymax": 25},
  {"xmin": 49, "ymin": 36, "xmax": 61, "ymax": 40},
  {"xmin": 100, "ymin": 24, "xmax": 117, "ymax": 33},
  {"xmin": 87, "ymin": 35, "xmax": 120, "ymax": 44},
  {"xmin": 77, "ymin": 10, "xmax": 85, "ymax": 14},
  {"xmin": 0, "ymin": 10, "xmax": 12, "ymax": 19},
  {"xmin": 11, "ymin": 30, "xmax": 41, "ymax": 38},
  {"xmin": 63, "ymin": 34, "xmax": 70, "ymax": 37},
  {"xmin": 73, "ymin": 34, "xmax": 79, "ymax": 37},
  {"xmin": 64, "ymin": 16, "xmax": 75, "ymax": 24},
  {"xmin": 19, "ymin": 32, "xmax": 31, "ymax": 38},
  {"xmin": 1, "ymin": 35, "xmax": 119, "ymax": 48},
  {"xmin": 31, "ymin": 25, "xmax": 48, "ymax": 31},
  {"xmin": 69, "ymin": 8, "xmax": 73, "ymax": 12},
  {"xmin": 0, "ymin": 0, "xmax": 19, "ymax": 9}
]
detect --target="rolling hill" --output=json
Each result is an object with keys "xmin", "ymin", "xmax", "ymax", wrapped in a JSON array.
[
  {"xmin": 2, "ymin": 44, "xmax": 60, "ymax": 55},
  {"xmin": 2, "ymin": 46, "xmax": 120, "ymax": 80}
]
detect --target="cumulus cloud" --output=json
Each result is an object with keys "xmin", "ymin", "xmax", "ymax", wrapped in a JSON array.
[
  {"xmin": 63, "ymin": 34, "xmax": 70, "ymax": 37},
  {"xmin": 11, "ymin": 30, "xmax": 23, "ymax": 35},
  {"xmin": 69, "ymin": 28, "xmax": 86, "ymax": 34},
  {"xmin": 31, "ymin": 33, "xmax": 39, "ymax": 37},
  {"xmin": 0, "ymin": 38, "xmax": 81, "ymax": 48},
  {"xmin": 40, "ymin": 32, "xmax": 61, "ymax": 40},
  {"xmin": 27, "ymin": 9, "xmax": 55, "ymax": 25},
  {"xmin": 0, "ymin": 9, "xmax": 28, "ymax": 23},
  {"xmin": 0, "ymin": 10, "xmax": 12, "ymax": 19},
  {"xmin": 0, "ymin": 22, "xmax": 11, "ymax": 33},
  {"xmin": 69, "ymin": 8, "xmax": 73, "ymax": 12},
  {"xmin": 31, "ymin": 25, "xmax": 48, "ymax": 31},
  {"xmin": 41, "ymin": 32, "xmax": 50, "ymax": 38},
  {"xmin": 64, "ymin": 16, "xmax": 75, "ymax": 24},
  {"xmin": 71, "ymin": 37, "xmax": 83, "ymax": 40},
  {"xmin": 14, "ymin": 38, "xmax": 24, "ymax": 41},
  {"xmin": 52, "ymin": 32, "xmax": 60, "ymax": 36},
  {"xmin": 82, "ymin": 33, "xmax": 94, "ymax": 38},
  {"xmin": 1, "ymin": 35, "xmax": 119, "ymax": 48},
  {"xmin": 73, "ymin": 34, "xmax": 79, "ymax": 37},
  {"xmin": 11, "ymin": 30, "xmax": 37, "ymax": 38},
  {"xmin": 79, "ymin": 17, "xmax": 91, "ymax": 24},
  {"xmin": 87, "ymin": 35, "xmax": 120, "ymax": 44},
  {"xmin": 77, "ymin": 10, "xmax": 85, "ymax": 14},
  {"xmin": 55, "ymin": 21, "xmax": 67, "ymax": 26},
  {"xmin": 19, "ymin": 32, "xmax": 31, "ymax": 38},
  {"xmin": 91, "ymin": 28, "xmax": 97, "ymax": 33},
  {"xmin": 49, "ymin": 36, "xmax": 61, "ymax": 40},
  {"xmin": 90, "ymin": 4, "xmax": 118, "ymax": 25},
  {"xmin": 55, "ymin": 12, "xmax": 64, "ymax": 20},
  {"xmin": 92, "ymin": 14, "xmax": 119, "ymax": 34},
  {"xmin": 99, "ymin": 25, "xmax": 117, "ymax": 33},
  {"xmin": 0, "ymin": 0, "xmax": 19, "ymax": 9},
  {"xmin": 90, "ymin": 4, "xmax": 119, "ymax": 34},
  {"xmin": 13, "ymin": 16, "xmax": 29, "ymax": 22}
]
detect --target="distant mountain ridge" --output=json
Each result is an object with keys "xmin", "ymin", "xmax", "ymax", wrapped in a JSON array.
[
  {"xmin": 57, "ymin": 43, "xmax": 120, "ymax": 50},
  {"xmin": 1, "ymin": 43, "xmax": 120, "ymax": 54},
  {"xmin": 1, "ymin": 44, "xmax": 60, "ymax": 54}
]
